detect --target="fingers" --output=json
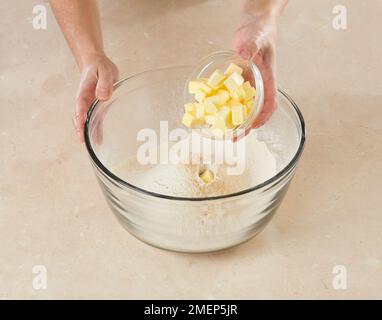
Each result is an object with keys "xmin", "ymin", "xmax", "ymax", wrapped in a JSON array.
[
  {"xmin": 252, "ymin": 45, "xmax": 277, "ymax": 128},
  {"xmin": 74, "ymin": 95, "xmax": 95, "ymax": 142},
  {"xmin": 95, "ymin": 62, "xmax": 115, "ymax": 101},
  {"xmin": 232, "ymin": 25, "xmax": 261, "ymax": 60},
  {"xmin": 232, "ymin": 18, "xmax": 277, "ymax": 128},
  {"xmin": 73, "ymin": 58, "xmax": 118, "ymax": 143},
  {"xmin": 74, "ymin": 70, "xmax": 97, "ymax": 142}
]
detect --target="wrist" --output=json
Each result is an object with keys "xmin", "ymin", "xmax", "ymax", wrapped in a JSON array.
[
  {"xmin": 243, "ymin": 0, "xmax": 286, "ymax": 20},
  {"xmin": 78, "ymin": 50, "xmax": 106, "ymax": 71}
]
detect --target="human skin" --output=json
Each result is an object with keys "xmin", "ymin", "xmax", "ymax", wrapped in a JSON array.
[
  {"xmin": 232, "ymin": 0, "xmax": 288, "ymax": 127},
  {"xmin": 49, "ymin": 0, "xmax": 287, "ymax": 141},
  {"xmin": 49, "ymin": 0, "xmax": 118, "ymax": 142}
]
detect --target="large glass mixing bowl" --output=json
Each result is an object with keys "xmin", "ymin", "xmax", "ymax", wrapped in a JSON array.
[{"xmin": 84, "ymin": 66, "xmax": 306, "ymax": 253}]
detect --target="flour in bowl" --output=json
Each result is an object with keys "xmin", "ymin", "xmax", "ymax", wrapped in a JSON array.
[{"xmin": 112, "ymin": 132, "xmax": 276, "ymax": 198}]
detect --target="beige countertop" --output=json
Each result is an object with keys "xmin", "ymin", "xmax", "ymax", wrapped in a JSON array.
[{"xmin": 1, "ymin": 0, "xmax": 381, "ymax": 299}]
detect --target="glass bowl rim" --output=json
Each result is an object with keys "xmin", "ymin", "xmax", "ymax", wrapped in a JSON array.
[{"xmin": 84, "ymin": 65, "xmax": 306, "ymax": 202}]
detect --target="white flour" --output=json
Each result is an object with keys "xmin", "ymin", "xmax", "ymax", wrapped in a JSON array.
[{"xmin": 113, "ymin": 133, "xmax": 277, "ymax": 198}]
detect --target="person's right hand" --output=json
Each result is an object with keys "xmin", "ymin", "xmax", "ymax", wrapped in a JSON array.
[
  {"xmin": 232, "ymin": 11, "xmax": 278, "ymax": 128},
  {"xmin": 74, "ymin": 54, "xmax": 118, "ymax": 142}
]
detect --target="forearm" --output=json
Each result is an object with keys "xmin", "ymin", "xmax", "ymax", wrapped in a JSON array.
[
  {"xmin": 243, "ymin": 0, "xmax": 288, "ymax": 19},
  {"xmin": 49, "ymin": 0, "xmax": 104, "ymax": 71}
]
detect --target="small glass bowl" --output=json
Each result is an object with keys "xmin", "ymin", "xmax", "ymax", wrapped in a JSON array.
[
  {"xmin": 184, "ymin": 50, "xmax": 264, "ymax": 139},
  {"xmin": 84, "ymin": 65, "xmax": 305, "ymax": 253}
]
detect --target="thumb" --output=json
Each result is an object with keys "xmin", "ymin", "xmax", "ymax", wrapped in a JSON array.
[
  {"xmin": 95, "ymin": 64, "xmax": 114, "ymax": 101},
  {"xmin": 232, "ymin": 26, "xmax": 261, "ymax": 60}
]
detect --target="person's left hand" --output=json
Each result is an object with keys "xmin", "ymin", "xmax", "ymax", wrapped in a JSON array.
[{"xmin": 74, "ymin": 53, "xmax": 118, "ymax": 142}]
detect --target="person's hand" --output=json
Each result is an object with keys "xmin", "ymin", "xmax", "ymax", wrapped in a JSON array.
[
  {"xmin": 74, "ymin": 54, "xmax": 118, "ymax": 142},
  {"xmin": 232, "ymin": 12, "xmax": 278, "ymax": 127}
]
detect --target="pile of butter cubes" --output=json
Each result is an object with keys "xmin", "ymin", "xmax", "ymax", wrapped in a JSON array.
[{"xmin": 182, "ymin": 63, "xmax": 256, "ymax": 136}]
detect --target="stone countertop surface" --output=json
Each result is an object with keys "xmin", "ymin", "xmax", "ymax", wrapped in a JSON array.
[{"xmin": 0, "ymin": 0, "xmax": 381, "ymax": 299}]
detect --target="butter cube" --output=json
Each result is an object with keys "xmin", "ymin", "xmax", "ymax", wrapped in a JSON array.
[
  {"xmin": 184, "ymin": 102, "xmax": 196, "ymax": 113},
  {"xmin": 217, "ymin": 106, "xmax": 231, "ymax": 122},
  {"xmin": 218, "ymin": 90, "xmax": 230, "ymax": 105},
  {"xmin": 245, "ymin": 98, "xmax": 254, "ymax": 109},
  {"xmin": 201, "ymin": 85, "xmax": 213, "ymax": 94},
  {"xmin": 224, "ymin": 63, "xmax": 243, "ymax": 76},
  {"xmin": 231, "ymin": 104, "xmax": 245, "ymax": 126},
  {"xmin": 199, "ymin": 169, "xmax": 214, "ymax": 184},
  {"xmin": 189, "ymin": 80, "xmax": 212, "ymax": 94},
  {"xmin": 224, "ymin": 71, "xmax": 244, "ymax": 92},
  {"xmin": 194, "ymin": 90, "xmax": 206, "ymax": 103},
  {"xmin": 231, "ymin": 86, "xmax": 247, "ymax": 101},
  {"xmin": 204, "ymin": 94, "xmax": 221, "ymax": 105},
  {"xmin": 204, "ymin": 101, "xmax": 218, "ymax": 114},
  {"xmin": 195, "ymin": 103, "xmax": 205, "ymax": 119},
  {"xmin": 242, "ymin": 81, "xmax": 256, "ymax": 100},
  {"xmin": 244, "ymin": 105, "xmax": 250, "ymax": 117},
  {"xmin": 182, "ymin": 113, "xmax": 195, "ymax": 128},
  {"xmin": 225, "ymin": 119, "xmax": 234, "ymax": 129},
  {"xmin": 205, "ymin": 115, "xmax": 215, "ymax": 125},
  {"xmin": 227, "ymin": 99, "xmax": 241, "ymax": 107},
  {"xmin": 188, "ymin": 81, "xmax": 200, "ymax": 94},
  {"xmin": 210, "ymin": 115, "xmax": 226, "ymax": 137},
  {"xmin": 184, "ymin": 65, "xmax": 253, "ymax": 132},
  {"xmin": 193, "ymin": 117, "xmax": 206, "ymax": 126},
  {"xmin": 207, "ymin": 69, "xmax": 226, "ymax": 87}
]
